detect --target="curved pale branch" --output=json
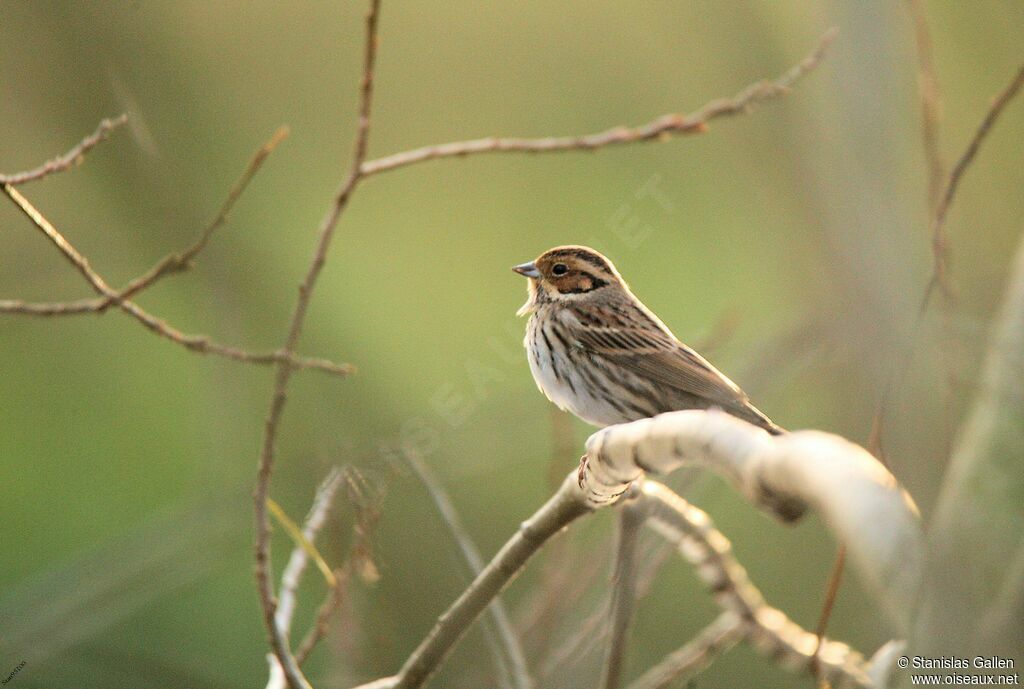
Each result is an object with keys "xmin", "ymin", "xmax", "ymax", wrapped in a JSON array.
[
  {"xmin": 638, "ymin": 481, "xmax": 874, "ymax": 689},
  {"xmin": 581, "ymin": 410, "xmax": 922, "ymax": 631}
]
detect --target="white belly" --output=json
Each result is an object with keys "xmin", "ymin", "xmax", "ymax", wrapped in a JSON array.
[{"xmin": 524, "ymin": 313, "xmax": 640, "ymax": 428}]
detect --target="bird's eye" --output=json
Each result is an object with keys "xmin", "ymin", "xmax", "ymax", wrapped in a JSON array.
[{"xmin": 552, "ymin": 263, "xmax": 569, "ymax": 276}]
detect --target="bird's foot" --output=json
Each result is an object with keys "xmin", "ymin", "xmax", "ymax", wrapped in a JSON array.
[{"xmin": 576, "ymin": 454, "xmax": 589, "ymax": 489}]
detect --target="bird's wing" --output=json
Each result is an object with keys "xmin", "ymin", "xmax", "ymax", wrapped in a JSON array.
[{"xmin": 574, "ymin": 325, "xmax": 754, "ymax": 410}]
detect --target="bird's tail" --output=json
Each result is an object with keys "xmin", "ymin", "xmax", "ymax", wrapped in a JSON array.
[{"xmin": 742, "ymin": 401, "xmax": 785, "ymax": 435}]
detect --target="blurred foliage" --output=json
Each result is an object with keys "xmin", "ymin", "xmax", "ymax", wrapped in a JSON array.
[{"xmin": 1, "ymin": 2, "xmax": 1022, "ymax": 688}]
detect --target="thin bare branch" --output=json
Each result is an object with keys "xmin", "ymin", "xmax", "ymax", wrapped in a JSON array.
[
  {"xmin": 1, "ymin": 126, "xmax": 289, "ymax": 315},
  {"xmin": 624, "ymin": 612, "xmax": 744, "ymax": 689},
  {"xmin": 358, "ymin": 28, "xmax": 837, "ymax": 177},
  {"xmin": 0, "ymin": 183, "xmax": 351, "ymax": 377},
  {"xmin": 600, "ymin": 496, "xmax": 646, "ymax": 689},
  {"xmin": 0, "ymin": 115, "xmax": 127, "ymax": 185},
  {"xmin": 404, "ymin": 450, "xmax": 532, "ymax": 689},
  {"xmin": 870, "ymin": 63, "xmax": 1024, "ymax": 473},
  {"xmin": 907, "ymin": 0, "xmax": 946, "ymax": 215},
  {"xmin": 922, "ymin": 63, "xmax": 1024, "ymax": 309},
  {"xmin": 253, "ymin": 1, "xmax": 382, "ymax": 686},
  {"xmin": 0, "ymin": 297, "xmax": 112, "ymax": 315},
  {"xmin": 3, "ymin": 183, "xmax": 114, "ymax": 295},
  {"xmin": 810, "ymin": 543, "xmax": 847, "ymax": 681},
  {"xmin": 900, "ymin": 2, "xmax": 959, "ymax": 489},
  {"xmin": 293, "ymin": 565, "xmax": 352, "ymax": 666}
]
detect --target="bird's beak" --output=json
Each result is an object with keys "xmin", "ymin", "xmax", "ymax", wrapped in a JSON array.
[{"xmin": 512, "ymin": 261, "xmax": 541, "ymax": 279}]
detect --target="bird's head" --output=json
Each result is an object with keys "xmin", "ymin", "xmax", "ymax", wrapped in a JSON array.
[{"xmin": 513, "ymin": 245, "xmax": 624, "ymax": 315}]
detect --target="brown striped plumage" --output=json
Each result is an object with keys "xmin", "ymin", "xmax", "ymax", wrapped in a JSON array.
[{"xmin": 513, "ymin": 245, "xmax": 782, "ymax": 434}]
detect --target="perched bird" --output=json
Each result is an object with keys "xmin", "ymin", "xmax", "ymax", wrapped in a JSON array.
[{"xmin": 513, "ymin": 245, "xmax": 782, "ymax": 435}]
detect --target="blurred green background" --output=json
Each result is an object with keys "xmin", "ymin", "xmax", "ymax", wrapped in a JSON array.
[{"xmin": 1, "ymin": 2, "xmax": 1022, "ymax": 688}]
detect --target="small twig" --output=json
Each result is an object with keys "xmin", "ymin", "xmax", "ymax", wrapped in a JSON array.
[
  {"xmin": 906, "ymin": 0, "xmax": 946, "ymax": 215},
  {"xmin": 0, "ymin": 115, "xmax": 128, "ymax": 185},
  {"xmin": 3, "ymin": 183, "xmax": 114, "ymax": 295},
  {"xmin": 253, "ymin": 2, "xmax": 382, "ymax": 687},
  {"xmin": 810, "ymin": 543, "xmax": 847, "ymax": 682},
  {"xmin": 0, "ymin": 297, "xmax": 119, "ymax": 316},
  {"xmin": 267, "ymin": 469, "xmax": 345, "ymax": 689},
  {"xmin": 404, "ymin": 449, "xmax": 532, "ymax": 689},
  {"xmin": 0, "ymin": 311, "xmax": 348, "ymax": 373},
  {"xmin": 921, "ymin": 63, "xmax": 1024, "ymax": 310},
  {"xmin": 600, "ymin": 495, "xmax": 646, "ymax": 689},
  {"xmin": 358, "ymin": 28, "xmax": 837, "ymax": 177},
  {"xmin": 623, "ymin": 612, "xmax": 744, "ymax": 689},
  {"xmin": 293, "ymin": 564, "xmax": 352, "ymax": 666},
  {"xmin": 1, "ymin": 183, "xmax": 352, "ymax": 376},
  {"xmin": 901, "ymin": 1, "xmax": 961, "ymax": 485}
]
